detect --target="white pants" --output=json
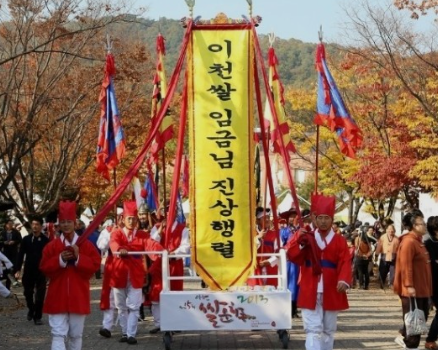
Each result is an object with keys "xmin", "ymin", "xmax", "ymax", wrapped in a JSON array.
[
  {"xmin": 151, "ymin": 302, "xmax": 160, "ymax": 327},
  {"xmin": 102, "ymin": 289, "xmax": 116, "ymax": 330},
  {"xmin": 113, "ymin": 281, "xmax": 142, "ymax": 337},
  {"xmin": 0, "ymin": 280, "xmax": 10, "ymax": 298},
  {"xmin": 49, "ymin": 313, "xmax": 86, "ymax": 350},
  {"xmin": 301, "ymin": 293, "xmax": 338, "ymax": 350}
]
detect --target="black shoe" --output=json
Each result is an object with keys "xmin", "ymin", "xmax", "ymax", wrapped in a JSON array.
[
  {"xmin": 27, "ymin": 312, "xmax": 33, "ymax": 321},
  {"xmin": 99, "ymin": 328, "xmax": 111, "ymax": 338},
  {"xmin": 34, "ymin": 319, "xmax": 43, "ymax": 325},
  {"xmin": 119, "ymin": 334, "xmax": 128, "ymax": 343},
  {"xmin": 127, "ymin": 337, "xmax": 137, "ymax": 345},
  {"xmin": 149, "ymin": 327, "xmax": 160, "ymax": 334}
]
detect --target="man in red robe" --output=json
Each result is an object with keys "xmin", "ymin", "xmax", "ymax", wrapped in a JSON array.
[
  {"xmin": 286, "ymin": 195, "xmax": 351, "ymax": 350},
  {"xmin": 109, "ymin": 201, "xmax": 162, "ymax": 345},
  {"xmin": 40, "ymin": 201, "xmax": 101, "ymax": 350},
  {"xmin": 248, "ymin": 208, "xmax": 279, "ymax": 287},
  {"xmin": 148, "ymin": 210, "xmax": 190, "ymax": 334}
]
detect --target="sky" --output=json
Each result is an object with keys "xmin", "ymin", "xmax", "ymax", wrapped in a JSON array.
[{"xmin": 139, "ymin": 0, "xmax": 436, "ymax": 43}]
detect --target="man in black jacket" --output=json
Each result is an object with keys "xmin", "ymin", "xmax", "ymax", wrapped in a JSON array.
[
  {"xmin": 15, "ymin": 216, "xmax": 49, "ymax": 325},
  {"xmin": 0, "ymin": 218, "xmax": 22, "ymax": 289}
]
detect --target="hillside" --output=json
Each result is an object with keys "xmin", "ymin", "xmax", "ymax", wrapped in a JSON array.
[{"xmin": 109, "ymin": 16, "xmax": 340, "ymax": 89}]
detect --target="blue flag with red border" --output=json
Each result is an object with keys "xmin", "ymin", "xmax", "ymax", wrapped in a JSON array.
[
  {"xmin": 96, "ymin": 54, "xmax": 126, "ymax": 180},
  {"xmin": 314, "ymin": 43, "xmax": 362, "ymax": 158}
]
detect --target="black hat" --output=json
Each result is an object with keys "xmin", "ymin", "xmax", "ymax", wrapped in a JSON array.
[
  {"xmin": 301, "ymin": 209, "xmax": 311, "ymax": 218},
  {"xmin": 255, "ymin": 206, "xmax": 270, "ymax": 217}
]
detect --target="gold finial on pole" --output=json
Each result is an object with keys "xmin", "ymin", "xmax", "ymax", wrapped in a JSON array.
[
  {"xmin": 268, "ymin": 32, "xmax": 275, "ymax": 48},
  {"xmin": 246, "ymin": 0, "xmax": 253, "ymax": 18},
  {"xmin": 106, "ymin": 34, "xmax": 112, "ymax": 54},
  {"xmin": 185, "ymin": 0, "xmax": 195, "ymax": 18},
  {"xmin": 318, "ymin": 25, "xmax": 323, "ymax": 43}
]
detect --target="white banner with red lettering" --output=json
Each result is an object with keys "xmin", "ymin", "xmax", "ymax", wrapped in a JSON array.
[{"xmin": 160, "ymin": 290, "xmax": 291, "ymax": 330}]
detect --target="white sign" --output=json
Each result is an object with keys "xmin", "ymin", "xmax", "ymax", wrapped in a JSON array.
[{"xmin": 160, "ymin": 290, "xmax": 291, "ymax": 331}]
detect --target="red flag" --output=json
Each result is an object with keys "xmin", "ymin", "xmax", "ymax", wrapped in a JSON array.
[
  {"xmin": 96, "ymin": 54, "xmax": 126, "ymax": 180},
  {"xmin": 149, "ymin": 34, "xmax": 174, "ymax": 162},
  {"xmin": 264, "ymin": 47, "xmax": 296, "ymax": 161}
]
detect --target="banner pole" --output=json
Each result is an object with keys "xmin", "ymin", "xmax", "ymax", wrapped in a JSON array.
[
  {"xmin": 315, "ymin": 125, "xmax": 320, "ymax": 194},
  {"xmin": 252, "ymin": 23, "xmax": 303, "ymax": 228},
  {"xmin": 162, "ymin": 146, "xmax": 167, "ymax": 223}
]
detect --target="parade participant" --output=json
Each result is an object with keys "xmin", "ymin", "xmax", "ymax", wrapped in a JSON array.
[
  {"xmin": 149, "ymin": 206, "xmax": 190, "ymax": 334},
  {"xmin": 248, "ymin": 207, "xmax": 279, "ymax": 288},
  {"xmin": 286, "ymin": 194, "xmax": 351, "ymax": 350},
  {"xmin": 40, "ymin": 201, "xmax": 101, "ymax": 350},
  {"xmin": 15, "ymin": 216, "xmax": 49, "ymax": 325},
  {"xmin": 394, "ymin": 210, "xmax": 432, "ymax": 350},
  {"xmin": 109, "ymin": 201, "xmax": 163, "ymax": 344},
  {"xmin": 374, "ymin": 224, "xmax": 399, "ymax": 288},
  {"xmin": 137, "ymin": 202, "xmax": 151, "ymax": 321},
  {"xmin": 138, "ymin": 202, "xmax": 151, "ymax": 230},
  {"xmin": 96, "ymin": 218, "xmax": 116, "ymax": 338},
  {"xmin": 279, "ymin": 207, "xmax": 300, "ymax": 318},
  {"xmin": 301, "ymin": 209, "xmax": 313, "ymax": 229}
]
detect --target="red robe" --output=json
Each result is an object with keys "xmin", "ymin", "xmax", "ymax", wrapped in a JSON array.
[
  {"xmin": 109, "ymin": 228, "xmax": 162, "ymax": 289},
  {"xmin": 40, "ymin": 235, "xmax": 101, "ymax": 314},
  {"xmin": 248, "ymin": 229, "xmax": 279, "ymax": 287},
  {"xmin": 148, "ymin": 225, "xmax": 188, "ymax": 302},
  {"xmin": 286, "ymin": 230, "xmax": 351, "ymax": 311}
]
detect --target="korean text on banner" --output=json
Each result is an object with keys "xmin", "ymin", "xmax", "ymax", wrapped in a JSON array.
[{"xmin": 189, "ymin": 27, "xmax": 256, "ymax": 290}]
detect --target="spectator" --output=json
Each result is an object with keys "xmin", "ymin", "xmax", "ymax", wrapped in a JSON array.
[
  {"xmin": 374, "ymin": 224, "xmax": 399, "ymax": 288},
  {"xmin": 0, "ymin": 218, "xmax": 22, "ymax": 289},
  {"xmin": 15, "ymin": 216, "xmax": 49, "ymax": 325},
  {"xmin": 0, "ymin": 250, "xmax": 16, "ymax": 299},
  {"xmin": 354, "ymin": 230, "xmax": 372, "ymax": 289},
  {"xmin": 394, "ymin": 210, "xmax": 432, "ymax": 350},
  {"xmin": 424, "ymin": 216, "xmax": 438, "ymax": 350}
]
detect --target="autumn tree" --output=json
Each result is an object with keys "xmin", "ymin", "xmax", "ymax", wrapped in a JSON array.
[
  {"xmin": 285, "ymin": 81, "xmax": 365, "ymax": 226},
  {"xmin": 0, "ymin": 0, "xmax": 150, "ymax": 220},
  {"xmin": 393, "ymin": 0, "xmax": 438, "ymax": 18},
  {"xmin": 341, "ymin": 0, "xmax": 438, "ymax": 203}
]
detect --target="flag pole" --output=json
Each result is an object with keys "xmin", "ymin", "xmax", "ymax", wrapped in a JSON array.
[
  {"xmin": 184, "ymin": 0, "xmax": 195, "ymax": 18},
  {"xmin": 106, "ymin": 34, "xmax": 118, "ymax": 220},
  {"xmin": 262, "ymin": 127, "xmax": 270, "ymax": 231},
  {"xmin": 252, "ymin": 24, "xmax": 302, "ymax": 228},
  {"xmin": 315, "ymin": 125, "xmax": 320, "ymax": 194},
  {"xmin": 161, "ymin": 146, "xmax": 167, "ymax": 223},
  {"xmin": 314, "ymin": 26, "xmax": 324, "ymax": 195}
]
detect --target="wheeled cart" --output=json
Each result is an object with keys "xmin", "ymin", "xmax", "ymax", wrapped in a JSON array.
[{"xmin": 160, "ymin": 250, "xmax": 292, "ymax": 349}]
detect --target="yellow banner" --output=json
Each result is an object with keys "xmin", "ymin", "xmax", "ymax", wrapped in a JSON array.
[{"xmin": 188, "ymin": 27, "xmax": 255, "ymax": 290}]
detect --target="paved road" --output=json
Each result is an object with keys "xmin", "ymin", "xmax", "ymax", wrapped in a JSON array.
[{"xmin": 0, "ymin": 279, "xmax": 423, "ymax": 350}]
